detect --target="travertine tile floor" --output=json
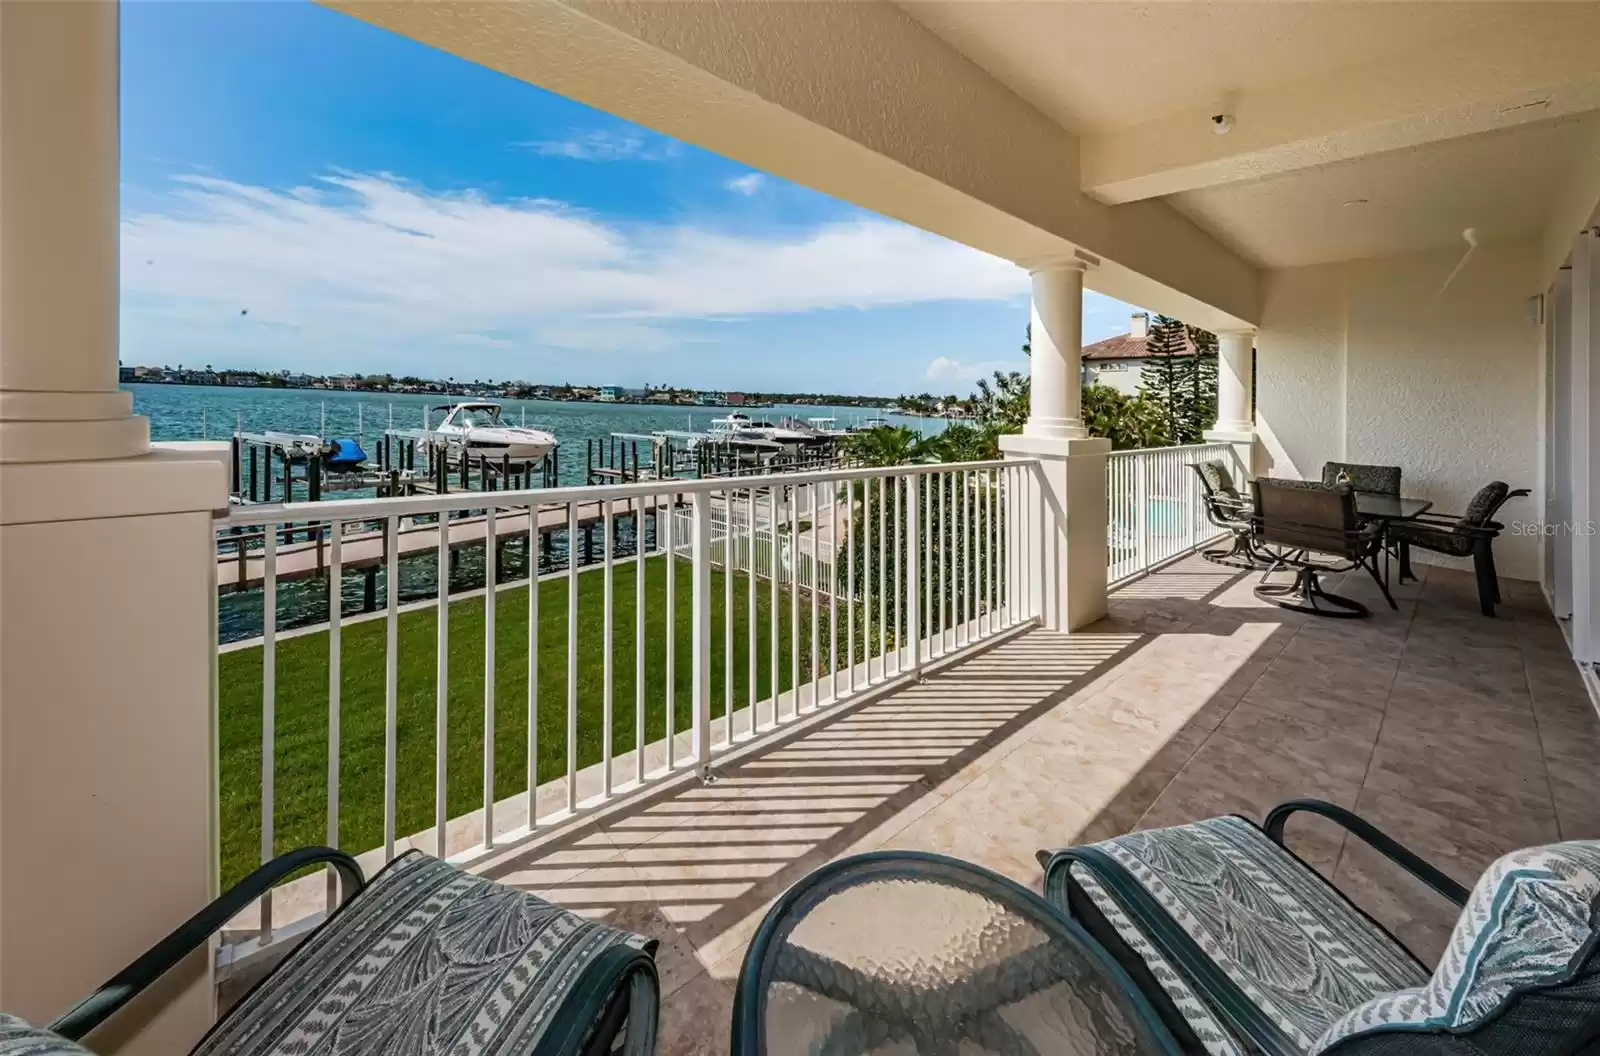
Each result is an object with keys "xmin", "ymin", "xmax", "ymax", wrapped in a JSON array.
[{"xmin": 477, "ymin": 555, "xmax": 1600, "ymax": 1055}]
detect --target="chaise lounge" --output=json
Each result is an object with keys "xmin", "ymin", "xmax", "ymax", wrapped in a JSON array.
[
  {"xmin": 1039, "ymin": 800, "xmax": 1600, "ymax": 1055},
  {"xmin": 3, "ymin": 850, "xmax": 659, "ymax": 1056}
]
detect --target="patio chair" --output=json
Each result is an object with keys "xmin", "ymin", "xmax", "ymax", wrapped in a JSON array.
[
  {"xmin": 1039, "ymin": 799, "xmax": 1600, "ymax": 1056},
  {"xmin": 1321, "ymin": 462, "xmax": 1402, "ymax": 496},
  {"xmin": 1249, "ymin": 478, "xmax": 1395, "ymax": 617},
  {"xmin": 732, "ymin": 851, "xmax": 1181, "ymax": 1055},
  {"xmin": 1390, "ymin": 482, "xmax": 1528, "ymax": 617},
  {"xmin": 12, "ymin": 849, "xmax": 659, "ymax": 1056},
  {"xmin": 1190, "ymin": 461, "xmax": 1272, "ymax": 569}
]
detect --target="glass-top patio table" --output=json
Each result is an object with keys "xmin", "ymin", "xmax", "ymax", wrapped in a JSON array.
[
  {"xmin": 1353, "ymin": 492, "xmax": 1433, "ymax": 521},
  {"xmin": 732, "ymin": 851, "xmax": 1181, "ymax": 1055}
]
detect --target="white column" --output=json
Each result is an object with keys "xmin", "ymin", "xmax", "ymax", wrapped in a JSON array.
[
  {"xmin": 0, "ymin": 0, "xmax": 147, "ymax": 463},
  {"xmin": 1001, "ymin": 254, "xmax": 1110, "ymax": 631},
  {"xmin": 1571, "ymin": 230, "xmax": 1599, "ymax": 668},
  {"xmin": 0, "ymin": 3, "xmax": 227, "ymax": 1052},
  {"xmin": 1023, "ymin": 261, "xmax": 1090, "ymax": 440},
  {"xmin": 1204, "ymin": 328, "xmax": 1257, "ymax": 478}
]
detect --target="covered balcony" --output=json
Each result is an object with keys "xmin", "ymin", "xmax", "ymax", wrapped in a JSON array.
[{"xmin": 2, "ymin": 2, "xmax": 1599, "ymax": 1054}]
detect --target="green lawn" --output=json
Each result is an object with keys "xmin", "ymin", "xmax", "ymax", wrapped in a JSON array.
[{"xmin": 218, "ymin": 555, "xmax": 843, "ymax": 887}]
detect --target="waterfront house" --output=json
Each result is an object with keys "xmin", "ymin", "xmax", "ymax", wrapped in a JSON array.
[
  {"xmin": 596, "ymin": 384, "xmax": 625, "ymax": 402},
  {"xmin": 4, "ymin": 4, "xmax": 1599, "ymax": 1055},
  {"xmin": 1080, "ymin": 312, "xmax": 1207, "ymax": 396}
]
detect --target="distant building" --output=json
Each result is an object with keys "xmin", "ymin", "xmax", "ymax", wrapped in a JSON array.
[
  {"xmin": 222, "ymin": 372, "xmax": 256, "ymax": 386},
  {"xmin": 326, "ymin": 375, "xmax": 360, "ymax": 391},
  {"xmin": 646, "ymin": 392, "xmax": 674, "ymax": 404},
  {"xmin": 118, "ymin": 366, "xmax": 136, "ymax": 382},
  {"xmin": 284, "ymin": 372, "xmax": 313, "ymax": 387},
  {"xmin": 1080, "ymin": 312, "xmax": 1198, "ymax": 396},
  {"xmin": 697, "ymin": 391, "xmax": 726, "ymax": 405},
  {"xmin": 597, "ymin": 385, "xmax": 625, "ymax": 402},
  {"xmin": 724, "ymin": 392, "xmax": 748, "ymax": 406}
]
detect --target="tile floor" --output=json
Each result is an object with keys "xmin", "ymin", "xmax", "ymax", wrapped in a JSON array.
[{"xmin": 478, "ymin": 555, "xmax": 1600, "ymax": 1056}]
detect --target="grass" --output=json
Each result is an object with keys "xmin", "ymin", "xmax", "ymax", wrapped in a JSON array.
[{"xmin": 218, "ymin": 554, "xmax": 842, "ymax": 887}]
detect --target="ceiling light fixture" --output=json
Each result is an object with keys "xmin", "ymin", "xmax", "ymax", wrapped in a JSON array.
[{"xmin": 1211, "ymin": 114, "xmax": 1234, "ymax": 135}]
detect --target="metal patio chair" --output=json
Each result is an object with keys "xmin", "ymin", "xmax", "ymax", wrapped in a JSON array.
[
  {"xmin": 1321, "ymin": 462, "xmax": 1402, "ymax": 496},
  {"xmin": 6, "ymin": 850, "xmax": 659, "ymax": 1056},
  {"xmin": 1391, "ymin": 481, "xmax": 1528, "ymax": 616},
  {"xmin": 1039, "ymin": 800, "xmax": 1600, "ymax": 1055},
  {"xmin": 1190, "ymin": 460, "xmax": 1272, "ymax": 569},
  {"xmin": 1250, "ymin": 477, "xmax": 1395, "ymax": 617}
]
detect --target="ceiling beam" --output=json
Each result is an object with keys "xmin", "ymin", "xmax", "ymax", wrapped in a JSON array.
[{"xmin": 1081, "ymin": 7, "xmax": 1600, "ymax": 205}]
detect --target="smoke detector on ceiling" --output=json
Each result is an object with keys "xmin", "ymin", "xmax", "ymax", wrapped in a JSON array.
[{"xmin": 1211, "ymin": 114, "xmax": 1235, "ymax": 135}]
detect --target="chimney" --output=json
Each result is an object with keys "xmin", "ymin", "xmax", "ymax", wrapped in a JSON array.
[{"xmin": 1129, "ymin": 312, "xmax": 1149, "ymax": 339}]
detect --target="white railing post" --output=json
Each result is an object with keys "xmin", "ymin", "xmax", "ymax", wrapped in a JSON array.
[
  {"xmin": 906, "ymin": 470, "xmax": 921, "ymax": 674},
  {"xmin": 1134, "ymin": 454, "xmax": 1149, "ymax": 573},
  {"xmin": 690, "ymin": 491, "xmax": 713, "ymax": 771}
]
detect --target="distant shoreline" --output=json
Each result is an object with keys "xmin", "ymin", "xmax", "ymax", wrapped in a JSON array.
[{"xmin": 119, "ymin": 379, "xmax": 897, "ymax": 412}]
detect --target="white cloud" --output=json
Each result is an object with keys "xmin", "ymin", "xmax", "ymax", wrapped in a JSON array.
[
  {"xmin": 726, "ymin": 173, "xmax": 765, "ymax": 196},
  {"xmin": 926, "ymin": 356, "xmax": 1022, "ymax": 386},
  {"xmin": 120, "ymin": 171, "xmax": 1028, "ymax": 372},
  {"xmin": 536, "ymin": 322, "xmax": 679, "ymax": 354},
  {"xmin": 514, "ymin": 130, "xmax": 676, "ymax": 162}
]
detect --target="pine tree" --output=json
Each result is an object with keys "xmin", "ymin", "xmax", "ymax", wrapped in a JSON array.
[
  {"xmin": 1177, "ymin": 325, "xmax": 1219, "ymax": 444},
  {"xmin": 1138, "ymin": 315, "xmax": 1189, "ymax": 441}
]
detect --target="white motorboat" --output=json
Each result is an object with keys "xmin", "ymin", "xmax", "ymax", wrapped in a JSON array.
[
  {"xmin": 429, "ymin": 402, "xmax": 556, "ymax": 463},
  {"xmin": 708, "ymin": 412, "xmax": 814, "ymax": 444},
  {"xmin": 803, "ymin": 417, "xmax": 849, "ymax": 438}
]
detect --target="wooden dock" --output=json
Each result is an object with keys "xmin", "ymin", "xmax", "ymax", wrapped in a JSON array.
[{"xmin": 217, "ymin": 496, "xmax": 664, "ymax": 594}]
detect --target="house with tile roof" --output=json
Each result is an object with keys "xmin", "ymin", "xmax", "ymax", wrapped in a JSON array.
[{"xmin": 1081, "ymin": 312, "xmax": 1199, "ymax": 396}]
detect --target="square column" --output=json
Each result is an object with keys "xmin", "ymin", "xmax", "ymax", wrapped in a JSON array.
[
  {"xmin": 0, "ymin": 4, "xmax": 228, "ymax": 1052},
  {"xmin": 1204, "ymin": 328, "xmax": 1257, "ymax": 478},
  {"xmin": 1001, "ymin": 434, "xmax": 1113, "ymax": 631}
]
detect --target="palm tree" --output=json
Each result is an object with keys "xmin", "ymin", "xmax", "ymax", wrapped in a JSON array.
[
  {"xmin": 841, "ymin": 425, "xmax": 931, "ymax": 467},
  {"xmin": 930, "ymin": 422, "xmax": 996, "ymax": 462}
]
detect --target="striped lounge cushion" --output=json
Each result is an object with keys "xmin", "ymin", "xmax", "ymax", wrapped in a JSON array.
[
  {"xmin": 0, "ymin": 1017, "xmax": 92, "ymax": 1056},
  {"xmin": 1052, "ymin": 816, "xmax": 1428, "ymax": 1055},
  {"xmin": 193, "ymin": 851, "xmax": 657, "ymax": 1056}
]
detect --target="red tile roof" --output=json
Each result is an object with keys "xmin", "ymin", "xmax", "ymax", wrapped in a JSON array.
[{"xmin": 1081, "ymin": 330, "xmax": 1199, "ymax": 361}]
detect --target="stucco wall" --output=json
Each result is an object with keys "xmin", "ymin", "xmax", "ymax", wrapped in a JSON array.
[
  {"xmin": 1083, "ymin": 361, "xmax": 1143, "ymax": 396},
  {"xmin": 1255, "ymin": 238, "xmax": 1544, "ymax": 580}
]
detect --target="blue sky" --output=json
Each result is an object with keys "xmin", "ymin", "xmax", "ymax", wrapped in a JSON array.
[{"xmin": 120, "ymin": 1, "xmax": 1139, "ymax": 396}]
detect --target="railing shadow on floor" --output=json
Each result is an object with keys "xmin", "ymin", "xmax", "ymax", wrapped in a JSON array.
[{"xmin": 473, "ymin": 557, "xmax": 1344, "ymax": 988}]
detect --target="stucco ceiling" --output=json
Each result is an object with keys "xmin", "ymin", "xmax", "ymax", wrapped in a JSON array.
[
  {"xmin": 1166, "ymin": 112, "xmax": 1600, "ymax": 267},
  {"xmin": 896, "ymin": 1, "xmax": 1523, "ymax": 133}
]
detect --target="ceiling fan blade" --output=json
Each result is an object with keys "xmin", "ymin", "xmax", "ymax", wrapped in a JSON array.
[{"xmin": 1437, "ymin": 228, "xmax": 1480, "ymax": 298}]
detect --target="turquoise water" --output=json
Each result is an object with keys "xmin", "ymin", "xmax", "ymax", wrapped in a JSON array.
[{"xmin": 127, "ymin": 383, "xmax": 946, "ymax": 489}]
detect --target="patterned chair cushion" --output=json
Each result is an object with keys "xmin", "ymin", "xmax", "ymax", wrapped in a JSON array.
[
  {"xmin": 193, "ymin": 852, "xmax": 657, "ymax": 1056},
  {"xmin": 1321, "ymin": 463, "xmax": 1401, "ymax": 496},
  {"xmin": 1052, "ymin": 816, "xmax": 1428, "ymax": 1055},
  {"xmin": 1387, "ymin": 522, "xmax": 1474, "ymax": 557},
  {"xmin": 1460, "ymin": 481, "xmax": 1510, "ymax": 528},
  {"xmin": 1197, "ymin": 460, "xmax": 1241, "ymax": 501},
  {"xmin": 1310, "ymin": 840, "xmax": 1600, "ymax": 1054},
  {"xmin": 0, "ymin": 1016, "xmax": 91, "ymax": 1056}
]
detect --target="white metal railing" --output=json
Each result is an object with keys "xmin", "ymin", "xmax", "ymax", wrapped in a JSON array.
[
  {"xmin": 670, "ymin": 490, "xmax": 837, "ymax": 594},
  {"xmin": 215, "ymin": 458, "xmax": 1040, "ymax": 941},
  {"xmin": 1106, "ymin": 442, "xmax": 1242, "ymax": 582}
]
